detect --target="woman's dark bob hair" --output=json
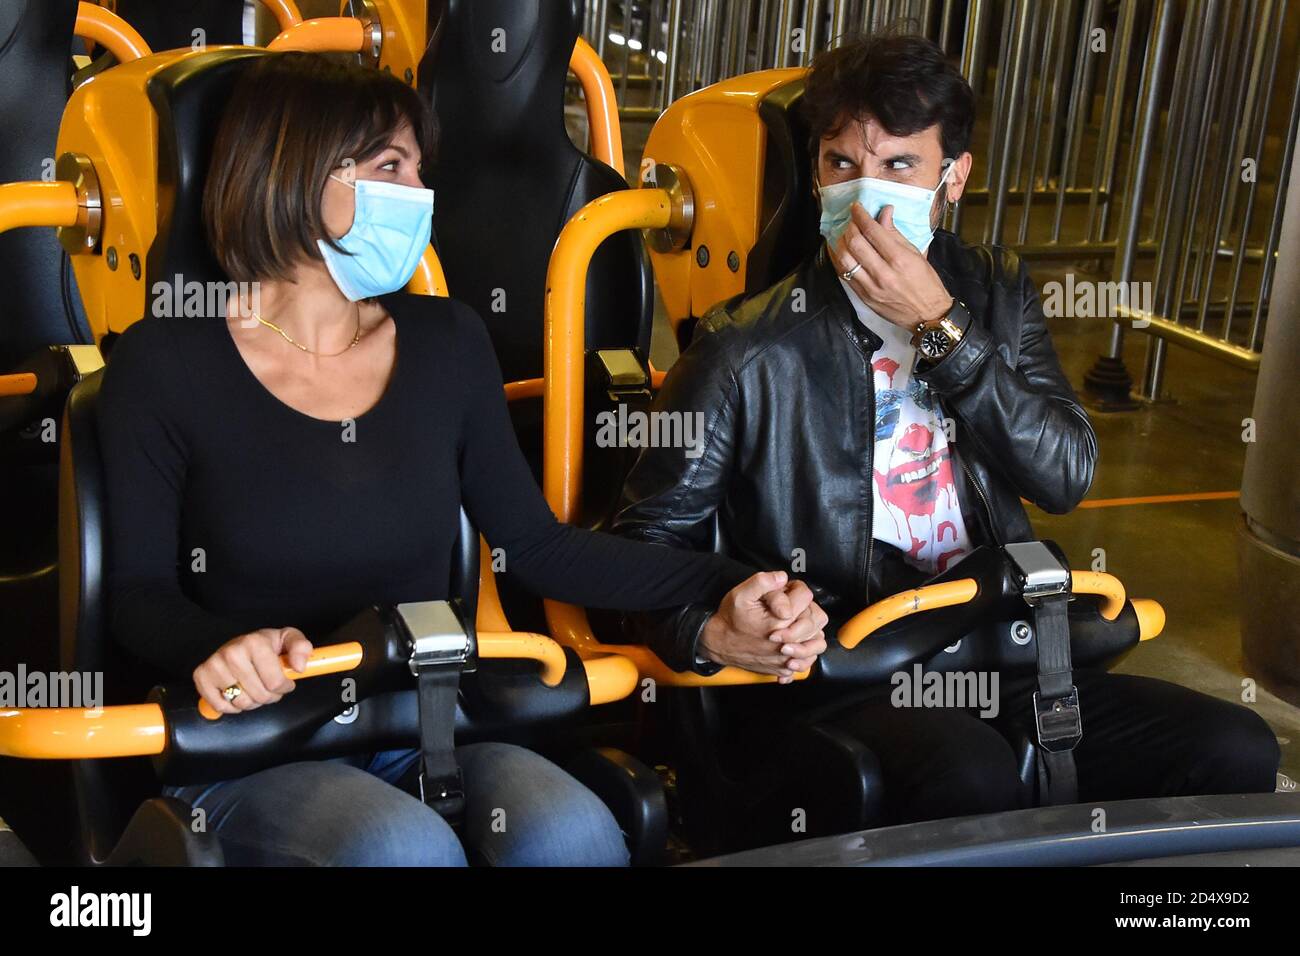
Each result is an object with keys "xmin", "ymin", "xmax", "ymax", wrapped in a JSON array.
[{"xmin": 204, "ymin": 52, "xmax": 437, "ymax": 284}]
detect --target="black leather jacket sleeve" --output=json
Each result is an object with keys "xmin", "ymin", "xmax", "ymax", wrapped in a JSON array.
[
  {"xmin": 918, "ymin": 255, "xmax": 1098, "ymax": 514},
  {"xmin": 610, "ymin": 319, "xmax": 746, "ymax": 674}
]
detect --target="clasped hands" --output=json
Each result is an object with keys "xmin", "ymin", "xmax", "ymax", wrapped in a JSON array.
[
  {"xmin": 192, "ymin": 569, "xmax": 832, "ymax": 715},
  {"xmin": 700, "ymin": 571, "xmax": 830, "ymax": 685}
]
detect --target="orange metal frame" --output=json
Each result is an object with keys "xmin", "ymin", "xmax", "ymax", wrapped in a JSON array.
[
  {"xmin": 75, "ymin": 1, "xmax": 151, "ymax": 63},
  {"xmin": 837, "ymin": 571, "xmax": 1162, "ymax": 649},
  {"xmin": 640, "ymin": 68, "xmax": 805, "ymax": 334},
  {"xmin": 535, "ymin": 188, "xmax": 807, "ymax": 687},
  {"xmin": 568, "ymin": 36, "xmax": 624, "ymax": 174}
]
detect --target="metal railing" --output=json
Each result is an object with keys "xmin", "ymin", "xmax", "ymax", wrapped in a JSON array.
[{"xmin": 580, "ymin": 0, "xmax": 1300, "ymax": 400}]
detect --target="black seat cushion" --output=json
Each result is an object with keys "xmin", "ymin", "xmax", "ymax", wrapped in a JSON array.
[
  {"xmin": 749, "ymin": 77, "xmax": 822, "ymax": 299},
  {"xmin": 145, "ymin": 48, "xmax": 268, "ymax": 305},
  {"xmin": 112, "ymin": 0, "xmax": 245, "ymax": 53},
  {"xmin": 0, "ymin": 0, "xmax": 90, "ymax": 368},
  {"xmin": 59, "ymin": 371, "xmax": 167, "ymax": 863},
  {"xmin": 422, "ymin": 0, "xmax": 652, "ymax": 385}
]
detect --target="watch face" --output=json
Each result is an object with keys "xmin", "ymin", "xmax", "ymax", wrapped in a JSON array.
[{"xmin": 920, "ymin": 327, "xmax": 952, "ymax": 358}]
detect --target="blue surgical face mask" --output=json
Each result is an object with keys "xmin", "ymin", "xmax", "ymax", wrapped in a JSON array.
[
  {"xmin": 818, "ymin": 162, "xmax": 954, "ymax": 255},
  {"xmin": 317, "ymin": 175, "xmax": 435, "ymax": 301}
]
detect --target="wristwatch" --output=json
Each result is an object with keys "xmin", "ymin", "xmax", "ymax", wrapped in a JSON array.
[{"xmin": 911, "ymin": 300, "xmax": 967, "ymax": 362}]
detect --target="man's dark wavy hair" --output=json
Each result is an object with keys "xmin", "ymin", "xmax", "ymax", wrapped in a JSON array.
[{"xmin": 802, "ymin": 30, "xmax": 976, "ymax": 161}]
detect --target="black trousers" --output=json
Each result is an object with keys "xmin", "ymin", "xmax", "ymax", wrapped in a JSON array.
[{"xmin": 812, "ymin": 668, "xmax": 1280, "ymax": 826}]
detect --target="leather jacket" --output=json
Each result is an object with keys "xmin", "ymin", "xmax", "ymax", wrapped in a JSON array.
[{"xmin": 610, "ymin": 230, "xmax": 1098, "ymax": 673}]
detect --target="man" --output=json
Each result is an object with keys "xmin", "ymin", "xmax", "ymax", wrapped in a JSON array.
[{"xmin": 612, "ymin": 33, "xmax": 1278, "ymax": 828}]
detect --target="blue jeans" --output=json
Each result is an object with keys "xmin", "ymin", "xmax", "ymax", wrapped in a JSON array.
[{"xmin": 164, "ymin": 742, "xmax": 629, "ymax": 867}]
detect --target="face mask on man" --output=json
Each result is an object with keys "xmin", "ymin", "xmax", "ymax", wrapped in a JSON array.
[
  {"xmin": 818, "ymin": 161, "xmax": 954, "ymax": 255},
  {"xmin": 317, "ymin": 174, "xmax": 435, "ymax": 301}
]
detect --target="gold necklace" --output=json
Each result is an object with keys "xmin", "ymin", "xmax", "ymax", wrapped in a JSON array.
[{"xmin": 252, "ymin": 308, "xmax": 362, "ymax": 356}]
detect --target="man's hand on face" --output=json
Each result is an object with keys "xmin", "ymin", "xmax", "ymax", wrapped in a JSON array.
[
  {"xmin": 835, "ymin": 203, "xmax": 953, "ymax": 331},
  {"xmin": 699, "ymin": 571, "xmax": 830, "ymax": 684}
]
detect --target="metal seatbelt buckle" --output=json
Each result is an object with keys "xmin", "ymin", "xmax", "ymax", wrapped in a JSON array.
[
  {"xmin": 1033, "ymin": 687, "xmax": 1083, "ymax": 752},
  {"xmin": 397, "ymin": 600, "xmax": 475, "ymax": 676},
  {"xmin": 1004, "ymin": 541, "xmax": 1071, "ymax": 604},
  {"xmin": 419, "ymin": 768, "xmax": 465, "ymax": 809}
]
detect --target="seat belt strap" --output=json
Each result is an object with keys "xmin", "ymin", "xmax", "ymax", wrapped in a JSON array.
[
  {"xmin": 396, "ymin": 601, "xmax": 475, "ymax": 828},
  {"xmin": 1031, "ymin": 594, "xmax": 1081, "ymax": 805},
  {"xmin": 416, "ymin": 664, "xmax": 465, "ymax": 826}
]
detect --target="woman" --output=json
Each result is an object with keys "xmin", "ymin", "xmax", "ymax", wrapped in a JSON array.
[{"xmin": 98, "ymin": 52, "xmax": 828, "ymax": 866}]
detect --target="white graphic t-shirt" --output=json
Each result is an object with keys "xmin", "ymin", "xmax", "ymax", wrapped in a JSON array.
[{"xmin": 841, "ymin": 279, "xmax": 972, "ymax": 576}]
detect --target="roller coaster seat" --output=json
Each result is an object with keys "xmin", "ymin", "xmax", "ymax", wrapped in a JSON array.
[
  {"xmin": 661, "ymin": 512, "xmax": 1154, "ymax": 854},
  {"xmin": 423, "ymin": 0, "xmax": 653, "ymax": 388},
  {"xmin": 0, "ymin": 5, "xmax": 103, "ymax": 861},
  {"xmin": 0, "ymin": 0, "xmax": 92, "ymax": 370},
  {"xmin": 423, "ymin": 0, "xmax": 656, "ymax": 627},
  {"xmin": 57, "ymin": 369, "xmax": 668, "ymax": 865},
  {"xmin": 58, "ymin": 370, "xmax": 222, "ymax": 865}
]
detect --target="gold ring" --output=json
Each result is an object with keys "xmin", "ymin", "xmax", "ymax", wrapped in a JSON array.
[{"xmin": 222, "ymin": 684, "xmax": 243, "ymax": 703}]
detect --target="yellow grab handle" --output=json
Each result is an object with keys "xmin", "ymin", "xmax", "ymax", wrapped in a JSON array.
[
  {"xmin": 0, "ymin": 182, "xmax": 79, "ymax": 235},
  {"xmin": 0, "ymin": 373, "xmax": 38, "ymax": 397},
  {"xmin": 1070, "ymin": 570, "xmax": 1126, "ymax": 621},
  {"xmin": 1130, "ymin": 598, "xmax": 1166, "ymax": 641},
  {"xmin": 478, "ymin": 631, "xmax": 567, "ymax": 687},
  {"xmin": 198, "ymin": 641, "xmax": 365, "ymax": 720},
  {"xmin": 583, "ymin": 654, "xmax": 640, "ymax": 704},
  {"xmin": 260, "ymin": 0, "xmax": 304, "ymax": 31},
  {"xmin": 267, "ymin": 17, "xmax": 365, "ymax": 54},
  {"xmin": 568, "ymin": 37, "xmax": 624, "ymax": 174},
  {"xmin": 503, "ymin": 378, "xmax": 545, "ymax": 402},
  {"xmin": 75, "ymin": 1, "xmax": 152, "ymax": 63},
  {"xmin": 837, "ymin": 578, "xmax": 981, "ymax": 649},
  {"xmin": 544, "ymin": 189, "xmax": 674, "ymax": 522},
  {"xmin": 0, "ymin": 703, "xmax": 166, "ymax": 759},
  {"xmin": 405, "ymin": 244, "xmax": 449, "ymax": 297}
]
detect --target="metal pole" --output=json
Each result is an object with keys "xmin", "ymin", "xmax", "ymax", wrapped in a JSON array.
[
  {"xmin": 1065, "ymin": 0, "xmax": 1103, "ymax": 188},
  {"xmin": 1147, "ymin": 0, "xmax": 1198, "ymax": 246},
  {"xmin": 596, "ymin": 0, "xmax": 610, "ymax": 59},
  {"xmin": 618, "ymin": 0, "xmax": 632, "ymax": 107},
  {"xmin": 662, "ymin": 0, "xmax": 684, "ymax": 107},
  {"xmin": 755, "ymin": 0, "xmax": 772, "ymax": 68},
  {"xmin": 801, "ymin": 0, "xmax": 825, "ymax": 66},
  {"xmin": 938, "ymin": 0, "xmax": 957, "ymax": 52},
  {"xmin": 1015, "ymin": 0, "xmax": 1052, "ymax": 243},
  {"xmin": 1193, "ymin": 0, "xmax": 1257, "ymax": 335},
  {"xmin": 983, "ymin": 0, "xmax": 1017, "ymax": 192},
  {"xmin": 950, "ymin": 0, "xmax": 986, "ymax": 236},
  {"xmin": 1145, "ymin": 0, "xmax": 1223, "ymax": 399},
  {"xmin": 776, "ymin": 0, "xmax": 798, "ymax": 68},
  {"xmin": 1083, "ymin": 0, "xmax": 1139, "ymax": 243},
  {"xmin": 1082, "ymin": 0, "xmax": 1174, "ymax": 410},
  {"xmin": 830, "ymin": 0, "xmax": 851, "ymax": 46},
  {"xmin": 688, "ymin": 0, "xmax": 706, "ymax": 90},
  {"xmin": 986, "ymin": 0, "xmax": 1030, "ymax": 245},
  {"xmin": 1008, "ymin": 0, "xmax": 1042, "ymax": 194},
  {"xmin": 1216, "ymin": 0, "xmax": 1277, "ymax": 341}
]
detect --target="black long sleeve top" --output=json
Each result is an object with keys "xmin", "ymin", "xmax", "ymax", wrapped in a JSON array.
[{"xmin": 97, "ymin": 292, "xmax": 752, "ymax": 676}]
